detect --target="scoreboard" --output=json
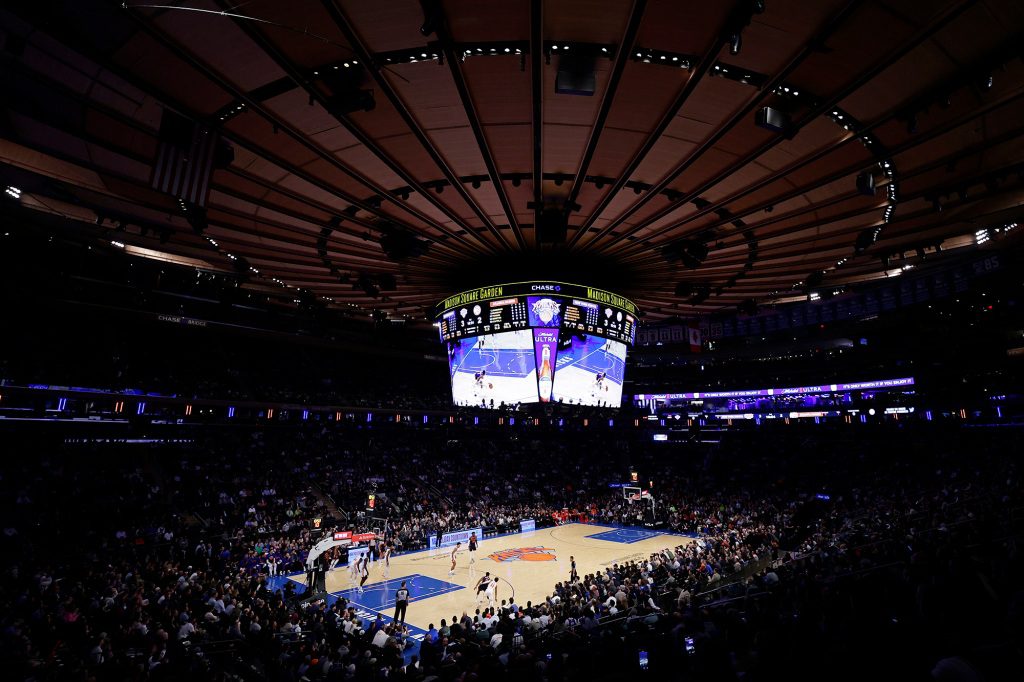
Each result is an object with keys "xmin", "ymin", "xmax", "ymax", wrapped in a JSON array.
[
  {"xmin": 435, "ymin": 282, "xmax": 640, "ymax": 345},
  {"xmin": 561, "ymin": 298, "xmax": 637, "ymax": 345},
  {"xmin": 438, "ymin": 297, "xmax": 529, "ymax": 340}
]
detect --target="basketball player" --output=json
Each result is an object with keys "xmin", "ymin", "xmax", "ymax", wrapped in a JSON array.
[
  {"xmin": 484, "ymin": 576, "xmax": 499, "ymax": 608},
  {"xmin": 569, "ymin": 555, "xmax": 579, "ymax": 583},
  {"xmin": 448, "ymin": 542, "xmax": 461, "ymax": 576},
  {"xmin": 474, "ymin": 572, "xmax": 492, "ymax": 605},
  {"xmin": 382, "ymin": 541, "xmax": 393, "ymax": 569},
  {"xmin": 348, "ymin": 552, "xmax": 361, "ymax": 587},
  {"xmin": 468, "ymin": 532, "xmax": 478, "ymax": 564},
  {"xmin": 358, "ymin": 555, "xmax": 370, "ymax": 594}
]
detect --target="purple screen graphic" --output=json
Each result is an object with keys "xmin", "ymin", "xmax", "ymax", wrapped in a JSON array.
[
  {"xmin": 527, "ymin": 296, "xmax": 563, "ymax": 328},
  {"xmin": 633, "ymin": 377, "xmax": 915, "ymax": 402},
  {"xmin": 533, "ymin": 329, "xmax": 559, "ymax": 403}
]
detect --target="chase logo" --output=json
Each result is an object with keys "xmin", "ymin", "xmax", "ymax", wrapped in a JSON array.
[
  {"xmin": 531, "ymin": 284, "xmax": 561, "ymax": 291},
  {"xmin": 488, "ymin": 546, "xmax": 558, "ymax": 562}
]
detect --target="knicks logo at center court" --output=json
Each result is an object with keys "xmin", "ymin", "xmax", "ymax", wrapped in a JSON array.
[{"xmin": 487, "ymin": 546, "xmax": 557, "ymax": 562}]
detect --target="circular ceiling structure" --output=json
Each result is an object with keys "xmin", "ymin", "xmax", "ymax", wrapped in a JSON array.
[{"xmin": 1, "ymin": 0, "xmax": 1023, "ymax": 322}]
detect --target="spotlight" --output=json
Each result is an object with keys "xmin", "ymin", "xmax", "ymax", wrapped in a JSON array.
[
  {"xmin": 729, "ymin": 32, "xmax": 742, "ymax": 56},
  {"xmin": 4, "ymin": 185, "xmax": 21, "ymax": 199},
  {"xmin": 981, "ymin": 74, "xmax": 994, "ymax": 90}
]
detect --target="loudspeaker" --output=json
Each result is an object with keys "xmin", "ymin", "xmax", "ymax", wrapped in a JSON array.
[
  {"xmin": 556, "ymin": 51, "xmax": 597, "ymax": 96},
  {"xmin": 855, "ymin": 227, "xmax": 880, "ymax": 253},
  {"xmin": 537, "ymin": 208, "xmax": 568, "ymax": 243},
  {"xmin": 675, "ymin": 282, "xmax": 694, "ymax": 297},
  {"xmin": 856, "ymin": 171, "xmax": 876, "ymax": 196},
  {"xmin": 756, "ymin": 106, "xmax": 790, "ymax": 133}
]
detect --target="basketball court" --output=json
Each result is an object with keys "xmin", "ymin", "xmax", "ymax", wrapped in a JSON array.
[{"xmin": 286, "ymin": 523, "xmax": 694, "ymax": 643}]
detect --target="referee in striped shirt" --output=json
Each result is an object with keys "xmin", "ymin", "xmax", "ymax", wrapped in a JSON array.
[{"xmin": 394, "ymin": 581, "xmax": 410, "ymax": 625}]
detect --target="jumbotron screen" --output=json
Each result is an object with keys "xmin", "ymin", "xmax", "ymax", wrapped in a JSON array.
[{"xmin": 435, "ymin": 282, "xmax": 639, "ymax": 408}]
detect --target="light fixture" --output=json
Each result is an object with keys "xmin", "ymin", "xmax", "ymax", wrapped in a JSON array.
[
  {"xmin": 4, "ymin": 186, "xmax": 21, "ymax": 199},
  {"xmin": 729, "ymin": 31, "xmax": 745, "ymax": 54}
]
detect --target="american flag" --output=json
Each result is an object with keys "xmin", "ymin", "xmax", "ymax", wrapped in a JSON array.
[{"xmin": 150, "ymin": 109, "xmax": 218, "ymax": 208}]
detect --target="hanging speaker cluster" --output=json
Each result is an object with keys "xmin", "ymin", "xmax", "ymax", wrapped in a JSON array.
[{"xmin": 662, "ymin": 239, "xmax": 709, "ymax": 269}]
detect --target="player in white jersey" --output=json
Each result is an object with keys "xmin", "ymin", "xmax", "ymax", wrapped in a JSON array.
[
  {"xmin": 484, "ymin": 576, "xmax": 499, "ymax": 608},
  {"xmin": 348, "ymin": 552, "xmax": 361, "ymax": 587},
  {"xmin": 448, "ymin": 542, "xmax": 462, "ymax": 576}
]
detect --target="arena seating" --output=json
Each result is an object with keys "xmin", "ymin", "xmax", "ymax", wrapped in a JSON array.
[{"xmin": 0, "ymin": 425, "xmax": 1020, "ymax": 681}]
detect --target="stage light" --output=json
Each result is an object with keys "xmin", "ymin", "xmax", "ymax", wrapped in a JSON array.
[
  {"xmin": 4, "ymin": 185, "xmax": 21, "ymax": 199},
  {"xmin": 729, "ymin": 32, "xmax": 742, "ymax": 56}
]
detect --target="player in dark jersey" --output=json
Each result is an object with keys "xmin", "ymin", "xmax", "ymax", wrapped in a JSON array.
[
  {"xmin": 474, "ymin": 572, "xmax": 491, "ymax": 605},
  {"xmin": 358, "ymin": 556, "xmax": 370, "ymax": 593},
  {"xmin": 569, "ymin": 555, "xmax": 579, "ymax": 583},
  {"xmin": 468, "ymin": 532, "xmax": 478, "ymax": 565}
]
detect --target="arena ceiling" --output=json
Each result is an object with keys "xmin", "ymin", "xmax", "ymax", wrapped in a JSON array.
[{"xmin": 1, "ymin": 0, "xmax": 1024, "ymax": 322}]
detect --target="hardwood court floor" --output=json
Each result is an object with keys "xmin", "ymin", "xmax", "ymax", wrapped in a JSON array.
[{"xmin": 294, "ymin": 523, "xmax": 694, "ymax": 633}]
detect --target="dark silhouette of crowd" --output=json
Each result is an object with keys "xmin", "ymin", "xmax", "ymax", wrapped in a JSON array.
[{"xmin": 0, "ymin": 423, "xmax": 1020, "ymax": 681}]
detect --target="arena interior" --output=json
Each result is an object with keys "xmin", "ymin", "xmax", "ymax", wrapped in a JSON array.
[{"xmin": 2, "ymin": 1, "xmax": 1024, "ymax": 681}]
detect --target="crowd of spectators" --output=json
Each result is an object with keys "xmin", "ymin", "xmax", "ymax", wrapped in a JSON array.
[{"xmin": 0, "ymin": 423, "xmax": 1021, "ymax": 681}]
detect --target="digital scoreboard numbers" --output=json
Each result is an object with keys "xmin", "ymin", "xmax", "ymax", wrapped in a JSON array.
[
  {"xmin": 436, "ymin": 282, "xmax": 640, "ymax": 345},
  {"xmin": 562, "ymin": 299, "xmax": 635, "ymax": 344},
  {"xmin": 439, "ymin": 298, "xmax": 528, "ymax": 341}
]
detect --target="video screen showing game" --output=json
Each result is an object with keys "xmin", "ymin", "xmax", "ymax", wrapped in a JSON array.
[
  {"xmin": 438, "ymin": 283, "xmax": 637, "ymax": 408},
  {"xmin": 551, "ymin": 333, "xmax": 627, "ymax": 407},
  {"xmin": 447, "ymin": 330, "xmax": 538, "ymax": 408}
]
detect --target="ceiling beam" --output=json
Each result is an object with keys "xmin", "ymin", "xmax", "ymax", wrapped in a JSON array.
[
  {"xmin": 560, "ymin": 0, "xmax": 648, "ymax": 220},
  {"xmin": 604, "ymin": 0, "xmax": 978, "ymax": 256},
  {"xmin": 321, "ymin": 0, "xmax": 510, "ymax": 251},
  {"xmin": 117, "ymin": 1, "xmax": 491, "ymax": 257},
  {"xmin": 432, "ymin": 8, "xmax": 524, "ymax": 250},
  {"xmin": 530, "ymin": 0, "xmax": 544, "ymax": 239},
  {"xmin": 0, "ymin": 51, "xmax": 471, "ymax": 271},
  {"xmin": 585, "ymin": 0, "xmax": 865, "ymax": 250},
  {"xmin": 564, "ymin": 1, "xmax": 744, "ymax": 248},
  {"xmin": 621, "ymin": 86, "xmax": 1024, "ymax": 265}
]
